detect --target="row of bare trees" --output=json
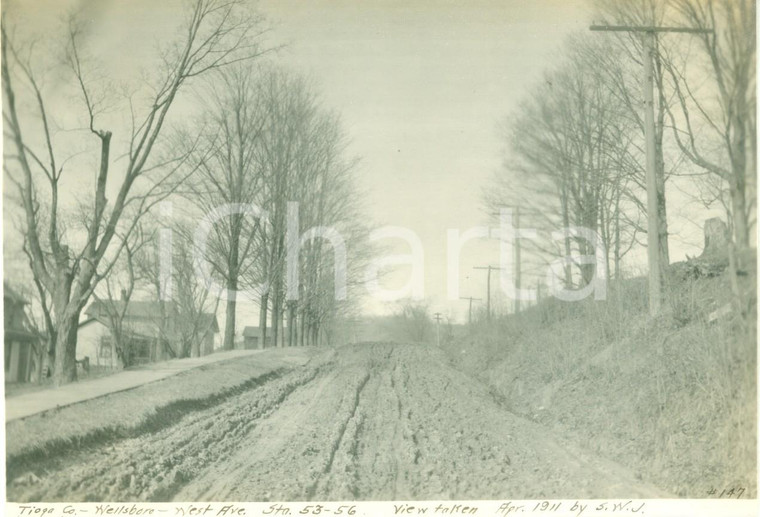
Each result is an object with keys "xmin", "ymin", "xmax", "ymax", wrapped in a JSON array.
[
  {"xmin": 181, "ymin": 65, "xmax": 366, "ymax": 351},
  {"xmin": 485, "ymin": 0, "xmax": 755, "ymax": 288},
  {"xmin": 3, "ymin": 0, "xmax": 365, "ymax": 384}
]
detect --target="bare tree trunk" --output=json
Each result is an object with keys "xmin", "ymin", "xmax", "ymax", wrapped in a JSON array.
[
  {"xmin": 599, "ymin": 206, "xmax": 611, "ymax": 280},
  {"xmin": 578, "ymin": 228, "xmax": 595, "ymax": 286},
  {"xmin": 224, "ymin": 296, "xmax": 237, "ymax": 351},
  {"xmin": 287, "ymin": 302, "xmax": 296, "ymax": 346},
  {"xmin": 223, "ymin": 274, "xmax": 238, "ymax": 350},
  {"xmin": 561, "ymin": 191, "xmax": 573, "ymax": 288},
  {"xmin": 42, "ymin": 334, "xmax": 56, "ymax": 382},
  {"xmin": 299, "ymin": 306, "xmax": 306, "ymax": 346},
  {"xmin": 293, "ymin": 307, "xmax": 298, "ymax": 346},
  {"xmin": 271, "ymin": 292, "xmax": 280, "ymax": 349},
  {"xmin": 53, "ymin": 310, "xmax": 79, "ymax": 386},
  {"xmin": 275, "ymin": 312, "xmax": 280, "ymax": 347},
  {"xmin": 311, "ymin": 322, "xmax": 319, "ymax": 347},
  {"xmin": 259, "ymin": 292, "xmax": 268, "ymax": 348},
  {"xmin": 614, "ymin": 193, "xmax": 622, "ymax": 279},
  {"xmin": 35, "ymin": 341, "xmax": 45, "ymax": 383},
  {"xmin": 730, "ymin": 177, "xmax": 749, "ymax": 249},
  {"xmin": 223, "ymin": 220, "xmax": 241, "ymax": 351},
  {"xmin": 731, "ymin": 116, "xmax": 750, "ymax": 249}
]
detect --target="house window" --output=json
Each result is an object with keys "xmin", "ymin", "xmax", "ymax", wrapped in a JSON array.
[
  {"xmin": 99, "ymin": 337, "xmax": 113, "ymax": 358},
  {"xmin": 133, "ymin": 338, "xmax": 151, "ymax": 360}
]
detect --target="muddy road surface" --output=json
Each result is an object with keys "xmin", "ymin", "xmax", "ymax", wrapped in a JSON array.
[{"xmin": 8, "ymin": 343, "xmax": 667, "ymax": 501}]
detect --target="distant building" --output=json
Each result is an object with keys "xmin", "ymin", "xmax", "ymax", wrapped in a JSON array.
[
  {"xmin": 78, "ymin": 297, "xmax": 219, "ymax": 368},
  {"xmin": 242, "ymin": 326, "xmax": 273, "ymax": 349},
  {"xmin": 4, "ymin": 283, "xmax": 43, "ymax": 383}
]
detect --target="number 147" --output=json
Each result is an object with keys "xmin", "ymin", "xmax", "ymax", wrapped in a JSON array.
[{"xmin": 707, "ymin": 487, "xmax": 745, "ymax": 498}]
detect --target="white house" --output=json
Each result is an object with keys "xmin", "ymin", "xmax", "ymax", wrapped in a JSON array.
[
  {"xmin": 77, "ymin": 298, "xmax": 219, "ymax": 369},
  {"xmin": 76, "ymin": 317, "xmax": 126, "ymax": 369}
]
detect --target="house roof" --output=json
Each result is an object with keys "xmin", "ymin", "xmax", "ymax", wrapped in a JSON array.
[
  {"xmin": 3, "ymin": 282, "xmax": 28, "ymax": 305},
  {"xmin": 84, "ymin": 299, "xmax": 218, "ymax": 335},
  {"xmin": 78, "ymin": 317, "xmax": 98, "ymax": 328},
  {"xmin": 4, "ymin": 282, "xmax": 38, "ymax": 342},
  {"xmin": 85, "ymin": 299, "xmax": 178, "ymax": 320},
  {"xmin": 4, "ymin": 328, "xmax": 39, "ymax": 343},
  {"xmin": 243, "ymin": 326, "xmax": 260, "ymax": 337},
  {"xmin": 77, "ymin": 316, "xmax": 156, "ymax": 343}
]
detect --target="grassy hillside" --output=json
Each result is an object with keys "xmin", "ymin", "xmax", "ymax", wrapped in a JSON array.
[{"xmin": 443, "ymin": 253, "xmax": 756, "ymax": 498}]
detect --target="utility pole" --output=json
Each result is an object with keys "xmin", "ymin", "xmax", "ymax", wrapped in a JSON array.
[
  {"xmin": 433, "ymin": 312, "xmax": 443, "ymax": 347},
  {"xmin": 490, "ymin": 208, "xmax": 522, "ymax": 314},
  {"xmin": 514, "ymin": 206, "xmax": 522, "ymax": 314},
  {"xmin": 459, "ymin": 296, "xmax": 482, "ymax": 324},
  {"xmin": 473, "ymin": 265, "xmax": 503, "ymax": 320},
  {"xmin": 589, "ymin": 24, "xmax": 712, "ymax": 317}
]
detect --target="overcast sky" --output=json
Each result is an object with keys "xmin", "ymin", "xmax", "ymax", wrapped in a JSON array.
[{"xmin": 255, "ymin": 0, "xmax": 598, "ymax": 319}]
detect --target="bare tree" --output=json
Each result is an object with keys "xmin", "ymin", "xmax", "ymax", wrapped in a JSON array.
[
  {"xmin": 92, "ymin": 229, "xmax": 149, "ymax": 368},
  {"xmin": 661, "ymin": 0, "xmax": 756, "ymax": 248},
  {"xmin": 250, "ymin": 69, "xmax": 325, "ymax": 348},
  {"xmin": 172, "ymin": 226, "xmax": 221, "ymax": 357},
  {"xmin": 288, "ymin": 106, "xmax": 362, "ymax": 347},
  {"xmin": 486, "ymin": 36, "xmax": 641, "ymax": 286},
  {"xmin": 175, "ymin": 65, "xmax": 365, "ymax": 351},
  {"xmin": 178, "ymin": 64, "xmax": 268, "ymax": 351},
  {"xmin": 2, "ymin": 0, "xmax": 267, "ymax": 384}
]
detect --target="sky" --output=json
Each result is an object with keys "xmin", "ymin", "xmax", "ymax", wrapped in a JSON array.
[
  {"xmin": 254, "ymin": 0, "xmax": 595, "ymax": 319},
  {"xmin": 3, "ymin": 0, "xmax": 716, "ymax": 327}
]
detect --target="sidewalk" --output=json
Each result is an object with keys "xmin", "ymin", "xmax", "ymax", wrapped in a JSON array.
[{"xmin": 5, "ymin": 349, "xmax": 262, "ymax": 422}]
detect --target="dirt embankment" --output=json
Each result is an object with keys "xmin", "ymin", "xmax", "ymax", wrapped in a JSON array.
[
  {"xmin": 444, "ymin": 268, "xmax": 756, "ymax": 498},
  {"xmin": 8, "ymin": 343, "xmax": 668, "ymax": 502}
]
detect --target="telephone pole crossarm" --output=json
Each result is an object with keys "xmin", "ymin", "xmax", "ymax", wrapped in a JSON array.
[
  {"xmin": 433, "ymin": 312, "xmax": 443, "ymax": 347},
  {"xmin": 589, "ymin": 25, "xmax": 713, "ymax": 34}
]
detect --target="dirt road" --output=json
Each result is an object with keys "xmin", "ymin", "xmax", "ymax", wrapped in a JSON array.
[{"xmin": 8, "ymin": 343, "xmax": 668, "ymax": 501}]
